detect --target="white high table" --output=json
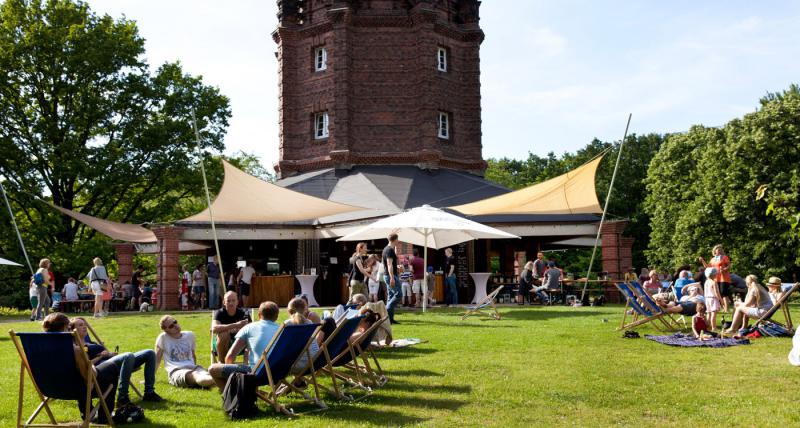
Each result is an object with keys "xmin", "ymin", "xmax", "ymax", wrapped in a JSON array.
[
  {"xmin": 295, "ymin": 274, "xmax": 320, "ymax": 307},
  {"xmin": 469, "ymin": 272, "xmax": 492, "ymax": 304}
]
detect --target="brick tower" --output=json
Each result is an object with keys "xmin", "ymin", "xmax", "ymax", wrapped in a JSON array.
[{"xmin": 273, "ymin": 0, "xmax": 486, "ymax": 178}]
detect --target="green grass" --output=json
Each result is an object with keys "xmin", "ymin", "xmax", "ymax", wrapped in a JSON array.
[{"xmin": 2, "ymin": 305, "xmax": 799, "ymax": 427}]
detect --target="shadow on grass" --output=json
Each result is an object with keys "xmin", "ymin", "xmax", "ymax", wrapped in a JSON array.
[
  {"xmin": 383, "ymin": 378, "xmax": 471, "ymax": 395},
  {"xmin": 376, "ymin": 347, "xmax": 437, "ymax": 359},
  {"xmin": 397, "ymin": 318, "xmax": 516, "ymax": 329},
  {"xmin": 322, "ymin": 406, "xmax": 429, "ymax": 425},
  {"xmin": 368, "ymin": 393, "xmax": 468, "ymax": 411},
  {"xmin": 384, "ymin": 369, "xmax": 443, "ymax": 377},
  {"xmin": 498, "ymin": 309, "xmax": 605, "ymax": 321},
  {"xmin": 131, "ymin": 421, "xmax": 179, "ymax": 428}
]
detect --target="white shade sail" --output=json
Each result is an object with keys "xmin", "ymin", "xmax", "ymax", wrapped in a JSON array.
[
  {"xmin": 0, "ymin": 257, "xmax": 23, "ymax": 267},
  {"xmin": 336, "ymin": 205, "xmax": 519, "ymax": 249}
]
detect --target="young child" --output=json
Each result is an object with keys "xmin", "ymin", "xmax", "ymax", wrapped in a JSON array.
[
  {"xmin": 703, "ymin": 267, "xmax": 722, "ymax": 331},
  {"xmin": 365, "ymin": 254, "xmax": 381, "ymax": 303},
  {"xmin": 399, "ymin": 263, "xmax": 413, "ymax": 307},
  {"xmin": 692, "ymin": 301, "xmax": 717, "ymax": 340},
  {"xmin": 180, "ymin": 265, "xmax": 190, "ymax": 310}
]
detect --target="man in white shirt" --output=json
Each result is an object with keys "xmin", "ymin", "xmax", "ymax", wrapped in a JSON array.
[
  {"xmin": 236, "ymin": 261, "xmax": 256, "ymax": 308},
  {"xmin": 64, "ymin": 277, "xmax": 80, "ymax": 301},
  {"xmin": 154, "ymin": 315, "xmax": 215, "ymax": 388}
]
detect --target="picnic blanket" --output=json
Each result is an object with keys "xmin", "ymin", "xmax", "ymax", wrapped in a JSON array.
[{"xmin": 645, "ymin": 332, "xmax": 750, "ymax": 348}]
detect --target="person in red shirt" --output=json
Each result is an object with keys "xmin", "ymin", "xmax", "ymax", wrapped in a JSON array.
[
  {"xmin": 699, "ymin": 244, "xmax": 732, "ymax": 312},
  {"xmin": 692, "ymin": 301, "xmax": 717, "ymax": 340}
]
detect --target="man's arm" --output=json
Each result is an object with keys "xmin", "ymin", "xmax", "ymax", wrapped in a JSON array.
[
  {"xmin": 387, "ymin": 256, "xmax": 396, "ymax": 285},
  {"xmin": 211, "ymin": 319, "xmax": 248, "ymax": 334},
  {"xmin": 155, "ymin": 346, "xmax": 163, "ymax": 369},
  {"xmin": 356, "ymin": 258, "xmax": 370, "ymax": 276},
  {"xmin": 225, "ymin": 337, "xmax": 247, "ymax": 364}
]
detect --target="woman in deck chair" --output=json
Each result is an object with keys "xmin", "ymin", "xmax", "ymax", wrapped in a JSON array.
[
  {"xmin": 723, "ymin": 275, "xmax": 773, "ymax": 335},
  {"xmin": 284, "ymin": 297, "xmax": 322, "ymax": 375},
  {"xmin": 41, "ymin": 313, "xmax": 120, "ymax": 424}
]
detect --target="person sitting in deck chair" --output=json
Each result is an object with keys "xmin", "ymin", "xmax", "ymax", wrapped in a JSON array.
[
  {"xmin": 284, "ymin": 297, "xmax": 321, "ymax": 374},
  {"xmin": 155, "ymin": 315, "xmax": 216, "ymax": 389},
  {"xmin": 723, "ymin": 275, "xmax": 774, "ymax": 335},
  {"xmin": 208, "ymin": 301, "xmax": 281, "ymax": 390}
]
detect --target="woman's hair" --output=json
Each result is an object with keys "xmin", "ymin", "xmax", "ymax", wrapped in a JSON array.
[
  {"xmin": 745, "ymin": 274, "xmax": 762, "ymax": 306},
  {"xmin": 287, "ymin": 297, "xmax": 308, "ymax": 324},
  {"xmin": 649, "ymin": 269, "xmax": 658, "ymax": 278},
  {"xmin": 523, "ymin": 261, "xmax": 534, "ymax": 272},
  {"xmin": 93, "ymin": 257, "xmax": 102, "ymax": 266},
  {"xmin": 366, "ymin": 254, "xmax": 379, "ymax": 267},
  {"xmin": 712, "ymin": 244, "xmax": 724, "ymax": 254},
  {"xmin": 352, "ymin": 242, "xmax": 367, "ymax": 258},
  {"xmin": 358, "ymin": 309, "xmax": 380, "ymax": 331},
  {"xmin": 38, "ymin": 258, "xmax": 51, "ymax": 269},
  {"xmin": 42, "ymin": 313, "xmax": 70, "ymax": 332},
  {"xmin": 69, "ymin": 316, "xmax": 88, "ymax": 331}
]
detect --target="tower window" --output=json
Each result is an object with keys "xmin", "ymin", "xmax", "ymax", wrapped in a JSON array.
[
  {"xmin": 314, "ymin": 46, "xmax": 327, "ymax": 71},
  {"xmin": 437, "ymin": 47, "xmax": 448, "ymax": 72},
  {"xmin": 314, "ymin": 112, "xmax": 329, "ymax": 139},
  {"xmin": 438, "ymin": 112, "xmax": 450, "ymax": 139}
]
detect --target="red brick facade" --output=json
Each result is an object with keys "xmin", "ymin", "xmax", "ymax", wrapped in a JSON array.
[
  {"xmin": 601, "ymin": 220, "xmax": 634, "ymax": 282},
  {"xmin": 153, "ymin": 226, "xmax": 183, "ymax": 310},
  {"xmin": 273, "ymin": 0, "xmax": 486, "ymax": 177},
  {"xmin": 112, "ymin": 243, "xmax": 135, "ymax": 287}
]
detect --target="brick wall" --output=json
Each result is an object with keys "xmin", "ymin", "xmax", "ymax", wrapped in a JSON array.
[
  {"xmin": 601, "ymin": 220, "xmax": 634, "ymax": 282},
  {"xmin": 273, "ymin": 0, "xmax": 486, "ymax": 177},
  {"xmin": 153, "ymin": 227, "xmax": 183, "ymax": 310},
  {"xmin": 112, "ymin": 243, "xmax": 135, "ymax": 286}
]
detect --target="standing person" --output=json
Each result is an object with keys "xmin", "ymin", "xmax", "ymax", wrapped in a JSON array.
[
  {"xmin": 518, "ymin": 261, "xmax": 534, "ymax": 305},
  {"xmin": 410, "ymin": 249, "xmax": 425, "ymax": 308},
  {"xmin": 237, "ymin": 261, "xmax": 256, "ymax": 308},
  {"xmin": 155, "ymin": 315, "xmax": 216, "ymax": 388},
  {"xmin": 192, "ymin": 263, "xmax": 206, "ymax": 310},
  {"xmin": 87, "ymin": 258, "xmax": 110, "ymax": 318},
  {"xmin": 102, "ymin": 277, "xmax": 114, "ymax": 314},
  {"xmin": 349, "ymin": 243, "xmax": 370, "ymax": 299},
  {"xmin": 699, "ymin": 244, "xmax": 732, "ymax": 312},
  {"xmin": 28, "ymin": 278, "xmax": 39, "ymax": 321},
  {"xmin": 532, "ymin": 252, "xmax": 547, "ymax": 285},
  {"xmin": 211, "ymin": 291, "xmax": 251, "ymax": 364},
  {"xmin": 207, "ymin": 256, "xmax": 221, "ymax": 310},
  {"xmin": 703, "ymin": 267, "xmax": 722, "ymax": 331},
  {"xmin": 33, "ymin": 258, "xmax": 52, "ymax": 320},
  {"xmin": 444, "ymin": 247, "xmax": 458, "ymax": 307},
  {"xmin": 366, "ymin": 254, "xmax": 381, "ymax": 303},
  {"xmin": 226, "ymin": 266, "xmax": 239, "ymax": 293},
  {"xmin": 181, "ymin": 265, "xmax": 191, "ymax": 310},
  {"xmin": 131, "ymin": 265, "xmax": 144, "ymax": 310},
  {"xmin": 382, "ymin": 233, "xmax": 401, "ymax": 324}
]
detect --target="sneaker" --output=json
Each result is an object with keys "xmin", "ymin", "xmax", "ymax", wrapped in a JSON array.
[
  {"xmin": 142, "ymin": 391, "xmax": 163, "ymax": 403},
  {"xmin": 94, "ymin": 313, "xmax": 102, "ymax": 319}
]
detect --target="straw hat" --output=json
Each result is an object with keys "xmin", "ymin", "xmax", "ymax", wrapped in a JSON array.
[{"xmin": 767, "ymin": 277, "xmax": 782, "ymax": 287}]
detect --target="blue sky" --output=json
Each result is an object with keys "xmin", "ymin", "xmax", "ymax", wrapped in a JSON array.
[{"xmin": 90, "ymin": 1, "xmax": 800, "ymax": 171}]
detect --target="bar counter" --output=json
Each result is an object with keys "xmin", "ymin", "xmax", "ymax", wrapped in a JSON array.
[{"xmin": 250, "ymin": 275, "xmax": 295, "ymax": 306}]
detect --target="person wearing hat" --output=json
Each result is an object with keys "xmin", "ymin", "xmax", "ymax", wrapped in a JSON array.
[
  {"xmin": 723, "ymin": 274, "xmax": 774, "ymax": 335},
  {"xmin": 766, "ymin": 276, "xmax": 785, "ymax": 305}
]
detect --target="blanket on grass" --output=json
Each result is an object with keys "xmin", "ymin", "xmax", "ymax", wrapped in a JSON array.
[
  {"xmin": 645, "ymin": 333, "xmax": 750, "ymax": 348},
  {"xmin": 383, "ymin": 338, "xmax": 427, "ymax": 348}
]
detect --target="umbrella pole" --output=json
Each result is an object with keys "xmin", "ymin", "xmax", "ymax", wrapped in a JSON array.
[
  {"xmin": 191, "ymin": 109, "xmax": 225, "ymax": 295},
  {"xmin": 423, "ymin": 231, "xmax": 428, "ymax": 313},
  {"xmin": 0, "ymin": 180, "xmax": 33, "ymax": 274},
  {"xmin": 579, "ymin": 113, "xmax": 631, "ymax": 306}
]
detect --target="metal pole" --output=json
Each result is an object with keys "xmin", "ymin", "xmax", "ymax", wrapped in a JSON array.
[
  {"xmin": 422, "ymin": 230, "xmax": 428, "ymax": 313},
  {"xmin": 579, "ymin": 113, "xmax": 632, "ymax": 305},
  {"xmin": 191, "ymin": 109, "xmax": 225, "ymax": 297},
  {"xmin": 0, "ymin": 180, "xmax": 33, "ymax": 274}
]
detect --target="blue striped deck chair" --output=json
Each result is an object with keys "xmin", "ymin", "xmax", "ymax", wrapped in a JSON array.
[
  {"xmin": 615, "ymin": 283, "xmax": 671, "ymax": 331},
  {"xmin": 629, "ymin": 281, "xmax": 682, "ymax": 330},
  {"xmin": 460, "ymin": 285, "xmax": 503, "ymax": 320},
  {"xmin": 251, "ymin": 322, "xmax": 324, "ymax": 415},
  {"xmin": 328, "ymin": 316, "xmax": 389, "ymax": 392},
  {"xmin": 9, "ymin": 330, "xmax": 114, "ymax": 427},
  {"xmin": 296, "ymin": 316, "xmax": 364, "ymax": 401}
]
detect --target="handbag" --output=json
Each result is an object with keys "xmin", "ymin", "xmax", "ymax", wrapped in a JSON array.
[{"xmin": 92, "ymin": 268, "xmax": 109, "ymax": 292}]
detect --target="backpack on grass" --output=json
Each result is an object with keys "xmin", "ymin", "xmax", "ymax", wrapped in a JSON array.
[{"xmin": 222, "ymin": 372, "xmax": 258, "ymax": 419}]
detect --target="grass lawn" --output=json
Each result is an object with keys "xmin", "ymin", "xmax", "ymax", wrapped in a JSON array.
[{"xmin": 1, "ymin": 304, "xmax": 799, "ymax": 427}]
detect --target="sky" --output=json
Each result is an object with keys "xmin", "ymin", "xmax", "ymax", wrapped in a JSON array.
[{"xmin": 89, "ymin": 1, "xmax": 800, "ymax": 172}]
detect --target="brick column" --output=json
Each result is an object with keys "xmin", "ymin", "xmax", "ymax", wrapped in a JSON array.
[
  {"xmin": 601, "ymin": 220, "xmax": 634, "ymax": 282},
  {"xmin": 112, "ymin": 243, "xmax": 136, "ymax": 286},
  {"xmin": 153, "ymin": 226, "xmax": 183, "ymax": 310}
]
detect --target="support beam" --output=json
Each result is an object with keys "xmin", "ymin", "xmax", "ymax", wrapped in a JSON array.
[
  {"xmin": 112, "ymin": 243, "xmax": 136, "ymax": 287},
  {"xmin": 153, "ymin": 226, "xmax": 183, "ymax": 310}
]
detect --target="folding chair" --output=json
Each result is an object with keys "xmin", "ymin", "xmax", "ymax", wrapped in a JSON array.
[
  {"xmin": 615, "ymin": 283, "xmax": 672, "ymax": 331},
  {"xmin": 327, "ymin": 316, "xmax": 389, "ymax": 392},
  {"xmin": 629, "ymin": 281, "xmax": 682, "ymax": 329},
  {"xmin": 10, "ymin": 331, "xmax": 115, "ymax": 427},
  {"xmin": 751, "ymin": 282, "xmax": 799, "ymax": 332},
  {"xmin": 210, "ymin": 311, "xmax": 248, "ymax": 365},
  {"xmin": 251, "ymin": 323, "xmax": 325, "ymax": 415},
  {"xmin": 296, "ymin": 316, "xmax": 364, "ymax": 401},
  {"xmin": 82, "ymin": 322, "xmax": 143, "ymax": 399},
  {"xmin": 461, "ymin": 285, "xmax": 503, "ymax": 320}
]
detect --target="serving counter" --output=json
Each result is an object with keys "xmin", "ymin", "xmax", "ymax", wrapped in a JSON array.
[{"xmin": 250, "ymin": 275, "xmax": 295, "ymax": 306}]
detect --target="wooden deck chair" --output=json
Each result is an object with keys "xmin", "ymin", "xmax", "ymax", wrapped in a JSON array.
[
  {"xmin": 629, "ymin": 281, "xmax": 682, "ymax": 330},
  {"xmin": 10, "ymin": 330, "xmax": 115, "ymax": 427},
  {"xmin": 615, "ymin": 283, "xmax": 671, "ymax": 331},
  {"xmin": 251, "ymin": 322, "xmax": 325, "ymax": 416},
  {"xmin": 461, "ymin": 285, "xmax": 503, "ymax": 320},
  {"xmin": 210, "ymin": 311, "xmax": 248, "ymax": 365},
  {"xmin": 327, "ymin": 316, "xmax": 389, "ymax": 392},
  {"xmin": 751, "ymin": 282, "xmax": 799, "ymax": 332},
  {"xmin": 82, "ymin": 322, "xmax": 143, "ymax": 399},
  {"xmin": 296, "ymin": 316, "xmax": 364, "ymax": 401}
]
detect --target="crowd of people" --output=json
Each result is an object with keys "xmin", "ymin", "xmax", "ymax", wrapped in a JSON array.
[{"xmin": 37, "ymin": 289, "xmax": 391, "ymax": 424}]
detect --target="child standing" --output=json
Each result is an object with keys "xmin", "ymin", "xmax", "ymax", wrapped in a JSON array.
[
  {"xmin": 399, "ymin": 263, "xmax": 413, "ymax": 307},
  {"xmin": 703, "ymin": 267, "xmax": 722, "ymax": 331}
]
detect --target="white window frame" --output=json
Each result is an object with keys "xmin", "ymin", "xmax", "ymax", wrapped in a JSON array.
[
  {"xmin": 438, "ymin": 112, "xmax": 449, "ymax": 139},
  {"xmin": 314, "ymin": 112, "xmax": 329, "ymax": 139},
  {"xmin": 314, "ymin": 47, "xmax": 327, "ymax": 71},
  {"xmin": 437, "ymin": 47, "xmax": 447, "ymax": 72}
]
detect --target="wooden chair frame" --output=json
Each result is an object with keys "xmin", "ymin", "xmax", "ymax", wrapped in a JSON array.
[
  {"xmin": 82, "ymin": 322, "xmax": 142, "ymax": 399},
  {"xmin": 10, "ymin": 330, "xmax": 115, "ymax": 428},
  {"xmin": 615, "ymin": 283, "xmax": 673, "ymax": 331},
  {"xmin": 749, "ymin": 282, "xmax": 799, "ymax": 332},
  {"xmin": 325, "ymin": 316, "xmax": 389, "ymax": 392},
  {"xmin": 461, "ymin": 286, "xmax": 504, "ymax": 320}
]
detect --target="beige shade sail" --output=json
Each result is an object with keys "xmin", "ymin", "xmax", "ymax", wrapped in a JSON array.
[
  {"xmin": 449, "ymin": 155, "xmax": 604, "ymax": 215},
  {"xmin": 51, "ymin": 205, "xmax": 157, "ymax": 243},
  {"xmin": 179, "ymin": 160, "xmax": 366, "ymax": 223}
]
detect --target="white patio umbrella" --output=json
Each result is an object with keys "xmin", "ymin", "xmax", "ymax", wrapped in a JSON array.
[
  {"xmin": 337, "ymin": 205, "xmax": 519, "ymax": 311},
  {"xmin": 0, "ymin": 257, "xmax": 23, "ymax": 267}
]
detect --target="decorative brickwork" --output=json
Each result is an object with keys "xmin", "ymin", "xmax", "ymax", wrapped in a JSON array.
[
  {"xmin": 153, "ymin": 226, "xmax": 183, "ymax": 310},
  {"xmin": 601, "ymin": 220, "xmax": 634, "ymax": 282},
  {"xmin": 112, "ymin": 243, "xmax": 135, "ymax": 287},
  {"xmin": 273, "ymin": 0, "xmax": 486, "ymax": 177}
]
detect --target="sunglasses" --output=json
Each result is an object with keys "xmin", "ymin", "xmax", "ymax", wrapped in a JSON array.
[{"xmin": 166, "ymin": 321, "xmax": 178, "ymax": 329}]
